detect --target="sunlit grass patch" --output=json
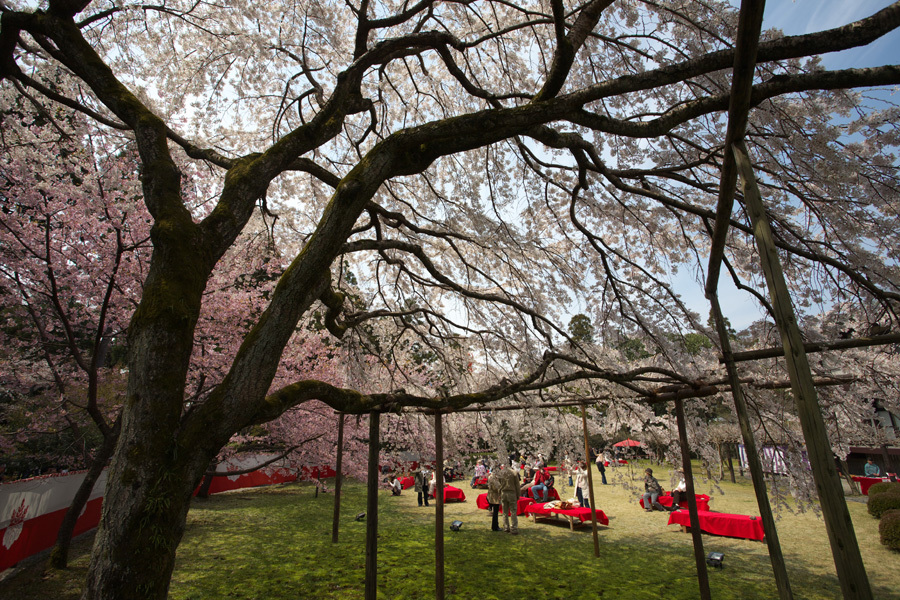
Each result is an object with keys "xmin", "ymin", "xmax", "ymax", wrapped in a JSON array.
[{"xmin": 2, "ymin": 463, "xmax": 898, "ymax": 599}]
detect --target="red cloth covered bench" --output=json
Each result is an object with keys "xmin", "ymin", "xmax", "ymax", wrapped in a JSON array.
[
  {"xmin": 667, "ymin": 509, "xmax": 764, "ymax": 541},
  {"xmin": 524, "ymin": 486, "xmax": 560, "ymax": 502},
  {"xmin": 640, "ymin": 492, "xmax": 710, "ymax": 511},
  {"xmin": 430, "ymin": 485, "xmax": 466, "ymax": 502},
  {"xmin": 475, "ymin": 493, "xmax": 535, "ymax": 515},
  {"xmin": 851, "ymin": 476, "xmax": 891, "ymax": 495},
  {"xmin": 525, "ymin": 502, "xmax": 609, "ymax": 531}
]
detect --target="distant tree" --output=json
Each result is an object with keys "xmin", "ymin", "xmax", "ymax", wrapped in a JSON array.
[
  {"xmin": 0, "ymin": 87, "xmax": 147, "ymax": 566},
  {"xmin": 568, "ymin": 314, "xmax": 595, "ymax": 344},
  {"xmin": 616, "ymin": 336, "xmax": 651, "ymax": 362},
  {"xmin": 683, "ymin": 332, "xmax": 714, "ymax": 356}
]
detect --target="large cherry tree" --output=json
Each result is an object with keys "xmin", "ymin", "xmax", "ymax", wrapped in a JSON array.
[{"xmin": 1, "ymin": 0, "xmax": 899, "ymax": 598}]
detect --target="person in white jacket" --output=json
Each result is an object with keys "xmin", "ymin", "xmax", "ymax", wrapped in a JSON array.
[
  {"xmin": 670, "ymin": 472, "xmax": 687, "ymax": 510},
  {"xmin": 574, "ymin": 461, "xmax": 590, "ymax": 508}
]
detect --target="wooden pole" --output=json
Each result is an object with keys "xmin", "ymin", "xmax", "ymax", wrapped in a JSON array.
[
  {"xmin": 725, "ymin": 443, "xmax": 736, "ymax": 484},
  {"xmin": 733, "ymin": 140, "xmax": 872, "ymax": 599},
  {"xmin": 710, "ymin": 293, "xmax": 793, "ymax": 599},
  {"xmin": 364, "ymin": 412, "xmax": 380, "ymax": 600},
  {"xmin": 435, "ymin": 411, "xmax": 445, "ymax": 600},
  {"xmin": 580, "ymin": 405, "xmax": 601, "ymax": 557},
  {"xmin": 332, "ymin": 412, "xmax": 345, "ymax": 544},
  {"xmin": 674, "ymin": 399, "xmax": 711, "ymax": 600},
  {"xmin": 717, "ymin": 444, "xmax": 725, "ymax": 479},
  {"xmin": 705, "ymin": 0, "xmax": 767, "ymax": 295}
]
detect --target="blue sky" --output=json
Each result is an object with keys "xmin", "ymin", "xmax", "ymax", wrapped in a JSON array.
[
  {"xmin": 675, "ymin": 1, "xmax": 900, "ymax": 332},
  {"xmin": 761, "ymin": 0, "xmax": 899, "ymax": 69}
]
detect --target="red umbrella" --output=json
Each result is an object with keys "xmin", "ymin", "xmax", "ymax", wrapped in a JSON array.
[{"xmin": 613, "ymin": 438, "xmax": 643, "ymax": 447}]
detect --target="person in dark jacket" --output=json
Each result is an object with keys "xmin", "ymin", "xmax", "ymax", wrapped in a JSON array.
[
  {"xmin": 414, "ymin": 465, "xmax": 430, "ymax": 507},
  {"xmin": 642, "ymin": 468, "xmax": 665, "ymax": 512}
]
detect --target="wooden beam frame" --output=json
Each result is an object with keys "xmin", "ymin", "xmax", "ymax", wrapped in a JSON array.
[{"xmin": 723, "ymin": 333, "xmax": 900, "ymax": 364}]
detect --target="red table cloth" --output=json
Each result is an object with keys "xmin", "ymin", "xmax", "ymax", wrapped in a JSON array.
[
  {"xmin": 851, "ymin": 476, "xmax": 891, "ymax": 495},
  {"xmin": 430, "ymin": 485, "xmax": 466, "ymax": 502},
  {"xmin": 475, "ymin": 493, "xmax": 535, "ymax": 515},
  {"xmin": 398, "ymin": 476, "xmax": 415, "ymax": 490},
  {"xmin": 640, "ymin": 492, "xmax": 710, "ymax": 511},
  {"xmin": 603, "ymin": 460, "xmax": 628, "ymax": 466},
  {"xmin": 525, "ymin": 486, "xmax": 560, "ymax": 502},
  {"xmin": 525, "ymin": 502, "xmax": 609, "ymax": 526},
  {"xmin": 667, "ymin": 509, "xmax": 764, "ymax": 541},
  {"xmin": 472, "ymin": 477, "xmax": 488, "ymax": 487}
]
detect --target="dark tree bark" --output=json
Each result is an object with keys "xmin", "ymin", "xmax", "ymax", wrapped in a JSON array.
[{"xmin": 50, "ymin": 422, "xmax": 119, "ymax": 569}]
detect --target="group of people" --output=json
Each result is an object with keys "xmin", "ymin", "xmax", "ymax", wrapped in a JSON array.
[
  {"xmin": 392, "ymin": 450, "xmax": 694, "ymax": 535},
  {"xmin": 642, "ymin": 467, "xmax": 686, "ymax": 512},
  {"xmin": 484, "ymin": 463, "xmax": 523, "ymax": 534},
  {"xmin": 385, "ymin": 465, "xmax": 437, "ymax": 505}
]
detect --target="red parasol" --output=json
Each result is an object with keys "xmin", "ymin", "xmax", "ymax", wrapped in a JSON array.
[{"xmin": 613, "ymin": 438, "xmax": 643, "ymax": 447}]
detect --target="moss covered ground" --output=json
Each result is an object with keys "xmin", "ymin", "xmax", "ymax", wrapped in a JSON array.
[{"xmin": 2, "ymin": 461, "xmax": 898, "ymax": 599}]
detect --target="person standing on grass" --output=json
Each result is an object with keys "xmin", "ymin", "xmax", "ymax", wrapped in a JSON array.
[
  {"xmin": 574, "ymin": 461, "xmax": 590, "ymax": 508},
  {"xmin": 498, "ymin": 463, "xmax": 520, "ymax": 535},
  {"xmin": 428, "ymin": 468, "xmax": 438, "ymax": 498},
  {"xmin": 595, "ymin": 451, "xmax": 607, "ymax": 485},
  {"xmin": 487, "ymin": 465, "xmax": 502, "ymax": 531},
  {"xmin": 414, "ymin": 465, "xmax": 430, "ymax": 507},
  {"xmin": 642, "ymin": 468, "xmax": 666, "ymax": 512}
]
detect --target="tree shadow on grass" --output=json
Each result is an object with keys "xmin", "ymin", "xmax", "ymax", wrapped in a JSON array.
[{"xmin": 0, "ymin": 482, "xmax": 887, "ymax": 600}]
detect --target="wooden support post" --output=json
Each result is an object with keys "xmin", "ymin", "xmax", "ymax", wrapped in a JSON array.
[
  {"xmin": 674, "ymin": 399, "xmax": 711, "ymax": 600},
  {"xmin": 332, "ymin": 413, "xmax": 345, "ymax": 544},
  {"xmin": 364, "ymin": 412, "xmax": 380, "ymax": 600},
  {"xmin": 710, "ymin": 293, "xmax": 793, "ymax": 599},
  {"xmin": 435, "ymin": 411, "xmax": 445, "ymax": 600},
  {"xmin": 726, "ymin": 443, "xmax": 736, "ymax": 484},
  {"xmin": 733, "ymin": 140, "xmax": 872, "ymax": 599},
  {"xmin": 580, "ymin": 404, "xmax": 601, "ymax": 557},
  {"xmin": 881, "ymin": 445, "xmax": 893, "ymax": 476}
]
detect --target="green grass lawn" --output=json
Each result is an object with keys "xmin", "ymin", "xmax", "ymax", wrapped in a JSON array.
[{"xmin": 2, "ymin": 461, "xmax": 898, "ymax": 598}]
